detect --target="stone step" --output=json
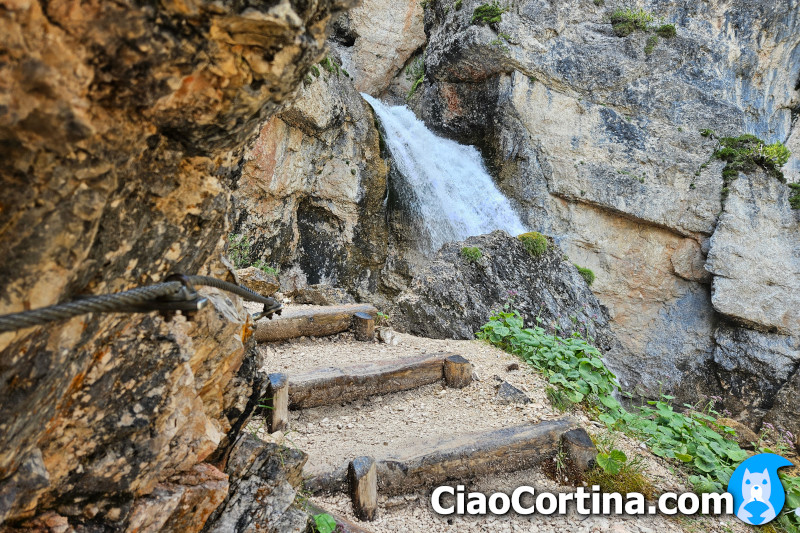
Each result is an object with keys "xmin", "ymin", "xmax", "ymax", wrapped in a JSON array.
[
  {"xmin": 304, "ymin": 418, "xmax": 594, "ymax": 498},
  {"xmin": 255, "ymin": 304, "xmax": 378, "ymax": 342}
]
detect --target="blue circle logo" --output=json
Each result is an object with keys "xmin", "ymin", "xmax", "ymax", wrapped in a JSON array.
[{"xmin": 727, "ymin": 453, "xmax": 793, "ymax": 525}]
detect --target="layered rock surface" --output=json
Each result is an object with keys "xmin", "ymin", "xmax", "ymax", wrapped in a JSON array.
[
  {"xmin": 233, "ymin": 63, "xmax": 391, "ymax": 299},
  {"xmin": 0, "ymin": 0, "xmax": 354, "ymax": 528},
  {"xmin": 414, "ymin": 0, "xmax": 800, "ymax": 424},
  {"xmin": 397, "ymin": 231, "xmax": 620, "ymax": 358}
]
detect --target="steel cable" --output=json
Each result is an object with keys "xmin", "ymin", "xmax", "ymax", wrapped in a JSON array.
[{"xmin": 0, "ymin": 275, "xmax": 281, "ymax": 334}]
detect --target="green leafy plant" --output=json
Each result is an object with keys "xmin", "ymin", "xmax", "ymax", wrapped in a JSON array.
[
  {"xmin": 609, "ymin": 8, "xmax": 654, "ymax": 36},
  {"xmin": 789, "ymin": 183, "xmax": 800, "ymax": 210},
  {"xmin": 596, "ymin": 448, "xmax": 627, "ymax": 475},
  {"xmin": 656, "ymin": 24, "xmax": 676, "ymax": 38},
  {"xmin": 310, "ymin": 65, "xmax": 320, "ymax": 78},
  {"xmin": 546, "ymin": 386, "xmax": 575, "ymax": 412},
  {"xmin": 461, "ymin": 246, "xmax": 483, "ymax": 263},
  {"xmin": 455, "ymin": 0, "xmax": 462, "ymax": 10},
  {"xmin": 574, "ymin": 264, "xmax": 596, "ymax": 286},
  {"xmin": 700, "ymin": 128, "xmax": 715, "ymax": 138},
  {"xmin": 471, "ymin": 1, "xmax": 507, "ymax": 25},
  {"xmin": 587, "ymin": 435, "xmax": 655, "ymax": 498},
  {"xmin": 477, "ymin": 309, "xmax": 620, "ymax": 409},
  {"xmin": 517, "ymin": 231, "xmax": 548, "ymax": 257},
  {"xmin": 644, "ymin": 34, "xmax": 658, "ymax": 55},
  {"xmin": 477, "ymin": 306, "xmax": 754, "ymax": 497},
  {"xmin": 313, "ymin": 512, "xmax": 337, "ymax": 533},
  {"xmin": 376, "ymin": 311, "xmax": 390, "ymax": 327}
]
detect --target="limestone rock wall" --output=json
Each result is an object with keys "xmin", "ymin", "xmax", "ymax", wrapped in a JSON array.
[
  {"xmin": 233, "ymin": 62, "xmax": 391, "ymax": 300},
  {"xmin": 414, "ymin": 0, "xmax": 800, "ymax": 431},
  {"xmin": 0, "ymin": 0, "xmax": 353, "ymax": 528}
]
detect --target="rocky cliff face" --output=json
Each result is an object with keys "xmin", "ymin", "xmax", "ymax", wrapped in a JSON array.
[
  {"xmin": 0, "ymin": 0, "xmax": 353, "ymax": 528},
  {"xmin": 412, "ymin": 0, "xmax": 800, "ymax": 431},
  {"xmin": 236, "ymin": 0, "xmax": 800, "ymax": 438},
  {"xmin": 233, "ymin": 65, "xmax": 391, "ymax": 300}
]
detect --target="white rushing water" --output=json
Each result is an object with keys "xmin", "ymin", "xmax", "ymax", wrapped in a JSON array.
[{"xmin": 362, "ymin": 94, "xmax": 526, "ymax": 253}]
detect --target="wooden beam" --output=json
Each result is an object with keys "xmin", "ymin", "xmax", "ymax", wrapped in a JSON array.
[
  {"xmin": 349, "ymin": 456, "xmax": 377, "ymax": 521},
  {"xmin": 265, "ymin": 373, "xmax": 288, "ymax": 433},
  {"xmin": 288, "ymin": 353, "xmax": 452, "ymax": 410},
  {"xmin": 306, "ymin": 418, "xmax": 578, "ymax": 496},
  {"xmin": 254, "ymin": 304, "xmax": 378, "ymax": 342},
  {"xmin": 352, "ymin": 312, "xmax": 375, "ymax": 342},
  {"xmin": 443, "ymin": 355, "xmax": 472, "ymax": 388},
  {"xmin": 561, "ymin": 428, "xmax": 597, "ymax": 472}
]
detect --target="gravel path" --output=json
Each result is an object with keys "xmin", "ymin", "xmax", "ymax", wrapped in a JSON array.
[{"xmin": 251, "ymin": 326, "xmax": 749, "ymax": 533}]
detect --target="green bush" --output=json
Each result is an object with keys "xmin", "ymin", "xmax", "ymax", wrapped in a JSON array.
[
  {"xmin": 610, "ymin": 8, "xmax": 654, "ymax": 36},
  {"xmin": 714, "ymin": 134, "xmax": 791, "ymax": 186},
  {"xmin": 405, "ymin": 55, "xmax": 425, "ymax": 99},
  {"xmin": 644, "ymin": 34, "xmax": 658, "ymax": 55},
  {"xmin": 699, "ymin": 128, "xmax": 715, "ymax": 138},
  {"xmin": 455, "ymin": 0, "xmax": 462, "ymax": 9},
  {"xmin": 460, "ymin": 246, "xmax": 483, "ymax": 263},
  {"xmin": 789, "ymin": 183, "xmax": 800, "ymax": 210},
  {"xmin": 228, "ymin": 233, "xmax": 252, "ymax": 269},
  {"xmin": 471, "ymin": 1, "xmax": 507, "ymax": 25},
  {"xmin": 517, "ymin": 231, "xmax": 548, "ymax": 257},
  {"xmin": 656, "ymin": 23, "xmax": 676, "ymax": 38},
  {"xmin": 593, "ymin": 0, "xmax": 604, "ymax": 5},
  {"xmin": 574, "ymin": 264, "xmax": 596, "ymax": 286}
]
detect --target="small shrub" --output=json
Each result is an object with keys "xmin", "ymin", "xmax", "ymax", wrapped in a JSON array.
[
  {"xmin": 454, "ymin": 0, "xmax": 462, "ymax": 9},
  {"xmin": 376, "ymin": 312, "xmax": 390, "ymax": 327},
  {"xmin": 320, "ymin": 56, "xmax": 341, "ymax": 76},
  {"xmin": 228, "ymin": 233, "xmax": 251, "ymax": 268},
  {"xmin": 546, "ymin": 386, "xmax": 575, "ymax": 412},
  {"xmin": 471, "ymin": 1, "xmax": 507, "ymax": 25},
  {"xmin": 252, "ymin": 260, "xmax": 279, "ymax": 276},
  {"xmin": 407, "ymin": 74, "xmax": 425, "ymax": 99},
  {"xmin": 789, "ymin": 183, "xmax": 800, "ymax": 210},
  {"xmin": 517, "ymin": 231, "xmax": 548, "ymax": 257},
  {"xmin": 586, "ymin": 437, "xmax": 655, "ymax": 499},
  {"xmin": 714, "ymin": 134, "xmax": 791, "ymax": 186},
  {"xmin": 656, "ymin": 23, "xmax": 676, "ymax": 38},
  {"xmin": 461, "ymin": 246, "xmax": 483, "ymax": 263},
  {"xmin": 699, "ymin": 128, "xmax": 715, "ymax": 138},
  {"xmin": 764, "ymin": 141, "xmax": 791, "ymax": 168},
  {"xmin": 574, "ymin": 264, "xmax": 595, "ymax": 286},
  {"xmin": 610, "ymin": 8, "xmax": 654, "ymax": 37},
  {"xmin": 644, "ymin": 34, "xmax": 658, "ymax": 55},
  {"xmin": 593, "ymin": 0, "xmax": 604, "ymax": 5},
  {"xmin": 310, "ymin": 65, "xmax": 320, "ymax": 78},
  {"xmin": 405, "ymin": 56, "xmax": 425, "ymax": 83}
]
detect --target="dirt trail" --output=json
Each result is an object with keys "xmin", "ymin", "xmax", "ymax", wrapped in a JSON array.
[{"xmin": 251, "ymin": 328, "xmax": 749, "ymax": 533}]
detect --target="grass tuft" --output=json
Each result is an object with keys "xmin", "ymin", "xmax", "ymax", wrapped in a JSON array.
[{"xmin": 517, "ymin": 231, "xmax": 548, "ymax": 257}]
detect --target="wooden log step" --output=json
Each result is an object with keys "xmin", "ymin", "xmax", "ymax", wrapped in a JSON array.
[
  {"xmin": 289, "ymin": 353, "xmax": 453, "ymax": 410},
  {"xmin": 255, "ymin": 304, "xmax": 377, "ymax": 342},
  {"xmin": 305, "ymin": 418, "xmax": 580, "ymax": 496}
]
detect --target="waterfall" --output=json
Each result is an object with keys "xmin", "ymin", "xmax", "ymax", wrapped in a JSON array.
[{"xmin": 362, "ymin": 94, "xmax": 527, "ymax": 254}]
